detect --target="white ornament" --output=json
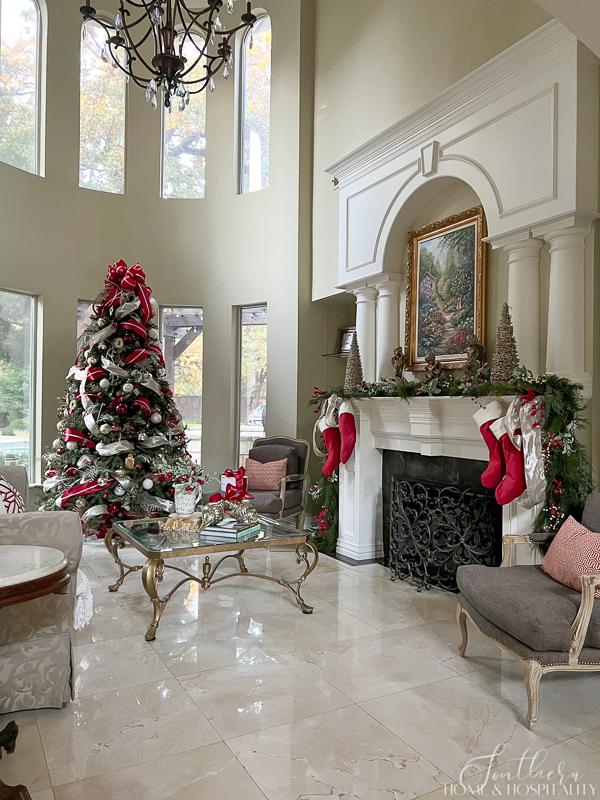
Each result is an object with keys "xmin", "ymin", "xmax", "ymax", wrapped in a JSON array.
[
  {"xmin": 66, "ymin": 441, "xmax": 77, "ymax": 451},
  {"xmin": 150, "ymin": 412, "xmax": 162, "ymax": 424},
  {"xmin": 142, "ymin": 478, "xmax": 154, "ymax": 490},
  {"xmin": 52, "ymin": 438, "xmax": 62, "ymax": 449},
  {"xmin": 100, "ymin": 423, "xmax": 111, "ymax": 434},
  {"xmin": 99, "ymin": 378, "xmax": 110, "ymax": 390},
  {"xmin": 114, "ymin": 485, "xmax": 125, "ymax": 496},
  {"xmin": 122, "ymin": 382, "xmax": 134, "ymax": 394},
  {"xmin": 148, "ymin": 327, "xmax": 159, "ymax": 340}
]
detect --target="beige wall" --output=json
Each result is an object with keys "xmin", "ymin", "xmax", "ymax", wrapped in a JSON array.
[
  {"xmin": 0, "ymin": 0, "xmax": 344, "ymax": 478},
  {"xmin": 312, "ymin": 0, "xmax": 550, "ymax": 300}
]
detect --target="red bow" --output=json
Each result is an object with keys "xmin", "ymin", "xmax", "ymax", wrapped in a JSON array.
[
  {"xmin": 209, "ymin": 483, "xmax": 254, "ymax": 503},
  {"xmin": 121, "ymin": 263, "xmax": 153, "ymax": 323},
  {"xmin": 132, "ymin": 395, "xmax": 151, "ymax": 416},
  {"xmin": 124, "ymin": 348, "xmax": 152, "ymax": 365},
  {"xmin": 95, "ymin": 261, "xmax": 153, "ymax": 324}
]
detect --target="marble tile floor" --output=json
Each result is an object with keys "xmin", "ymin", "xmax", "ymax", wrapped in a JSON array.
[{"xmin": 1, "ymin": 539, "xmax": 599, "ymax": 799}]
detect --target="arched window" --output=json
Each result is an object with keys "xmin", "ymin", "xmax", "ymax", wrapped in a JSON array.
[
  {"xmin": 0, "ymin": 0, "xmax": 43, "ymax": 174},
  {"xmin": 162, "ymin": 33, "xmax": 206, "ymax": 199},
  {"xmin": 239, "ymin": 14, "xmax": 271, "ymax": 194},
  {"xmin": 79, "ymin": 19, "xmax": 126, "ymax": 193}
]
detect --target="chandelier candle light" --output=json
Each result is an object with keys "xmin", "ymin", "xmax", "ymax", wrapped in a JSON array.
[{"xmin": 79, "ymin": 0, "xmax": 257, "ymax": 110}]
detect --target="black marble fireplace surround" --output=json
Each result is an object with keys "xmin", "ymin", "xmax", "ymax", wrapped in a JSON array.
[{"xmin": 383, "ymin": 451, "xmax": 502, "ymax": 592}]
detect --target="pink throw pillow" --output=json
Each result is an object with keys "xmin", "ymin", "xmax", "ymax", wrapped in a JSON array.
[
  {"xmin": 543, "ymin": 516, "xmax": 600, "ymax": 597},
  {"xmin": 245, "ymin": 457, "xmax": 287, "ymax": 492},
  {"xmin": 0, "ymin": 474, "xmax": 27, "ymax": 514}
]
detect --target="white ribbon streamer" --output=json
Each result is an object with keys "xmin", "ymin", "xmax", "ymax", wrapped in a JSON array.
[
  {"xmin": 87, "ymin": 322, "xmax": 118, "ymax": 349},
  {"xmin": 114, "ymin": 299, "xmax": 140, "ymax": 320},
  {"xmin": 140, "ymin": 375, "xmax": 162, "ymax": 395},
  {"xmin": 43, "ymin": 475, "xmax": 64, "ymax": 492},
  {"xmin": 82, "ymin": 504, "xmax": 108, "ymax": 523},
  {"xmin": 96, "ymin": 440, "xmax": 135, "ymax": 456},
  {"xmin": 101, "ymin": 356, "xmax": 129, "ymax": 378},
  {"xmin": 139, "ymin": 434, "xmax": 169, "ymax": 448}
]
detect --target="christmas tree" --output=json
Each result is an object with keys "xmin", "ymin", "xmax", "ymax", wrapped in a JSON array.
[
  {"xmin": 42, "ymin": 261, "xmax": 194, "ymax": 537},
  {"xmin": 344, "ymin": 332, "xmax": 364, "ymax": 394},
  {"xmin": 491, "ymin": 302, "xmax": 520, "ymax": 384}
]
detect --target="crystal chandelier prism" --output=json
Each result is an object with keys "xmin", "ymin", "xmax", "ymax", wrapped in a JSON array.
[{"xmin": 79, "ymin": 0, "xmax": 257, "ymax": 110}]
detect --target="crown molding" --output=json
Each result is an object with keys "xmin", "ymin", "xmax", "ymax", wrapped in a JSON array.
[{"xmin": 326, "ymin": 21, "xmax": 578, "ymax": 190}]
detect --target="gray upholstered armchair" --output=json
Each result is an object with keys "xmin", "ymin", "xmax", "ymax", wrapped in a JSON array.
[
  {"xmin": 247, "ymin": 437, "xmax": 310, "ymax": 529},
  {"xmin": 456, "ymin": 492, "xmax": 600, "ymax": 728},
  {"xmin": 0, "ymin": 466, "xmax": 83, "ymax": 713},
  {"xmin": 0, "ymin": 465, "xmax": 44, "ymax": 512}
]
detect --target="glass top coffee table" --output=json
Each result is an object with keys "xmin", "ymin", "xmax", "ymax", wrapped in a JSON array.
[{"xmin": 105, "ymin": 516, "xmax": 319, "ymax": 641}]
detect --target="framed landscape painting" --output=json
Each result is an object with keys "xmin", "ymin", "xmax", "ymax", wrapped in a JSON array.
[{"xmin": 405, "ymin": 206, "xmax": 487, "ymax": 371}]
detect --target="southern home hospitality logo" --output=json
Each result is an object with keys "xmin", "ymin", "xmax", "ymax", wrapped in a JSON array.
[{"xmin": 444, "ymin": 745, "xmax": 596, "ymax": 797}]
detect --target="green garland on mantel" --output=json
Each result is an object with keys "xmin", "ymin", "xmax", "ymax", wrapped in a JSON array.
[{"xmin": 311, "ymin": 369, "xmax": 594, "ymax": 545}]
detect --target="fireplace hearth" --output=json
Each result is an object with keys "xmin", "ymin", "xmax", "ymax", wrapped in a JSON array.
[{"xmin": 383, "ymin": 451, "xmax": 502, "ymax": 591}]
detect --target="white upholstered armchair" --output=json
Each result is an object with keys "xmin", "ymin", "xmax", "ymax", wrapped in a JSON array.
[{"xmin": 0, "ymin": 467, "xmax": 83, "ymax": 713}]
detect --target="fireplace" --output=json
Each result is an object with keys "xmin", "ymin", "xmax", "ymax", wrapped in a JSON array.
[{"xmin": 383, "ymin": 451, "xmax": 502, "ymax": 591}]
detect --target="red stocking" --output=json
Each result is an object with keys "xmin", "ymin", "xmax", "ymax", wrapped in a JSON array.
[
  {"xmin": 339, "ymin": 400, "xmax": 356, "ymax": 464},
  {"xmin": 473, "ymin": 400, "xmax": 505, "ymax": 489},
  {"xmin": 319, "ymin": 419, "xmax": 341, "ymax": 476},
  {"xmin": 491, "ymin": 417, "xmax": 526, "ymax": 505}
]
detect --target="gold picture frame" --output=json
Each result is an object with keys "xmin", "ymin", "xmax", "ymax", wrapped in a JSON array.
[{"xmin": 405, "ymin": 206, "xmax": 487, "ymax": 371}]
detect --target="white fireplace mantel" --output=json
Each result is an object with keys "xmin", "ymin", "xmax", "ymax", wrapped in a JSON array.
[{"xmin": 337, "ymin": 397, "xmax": 536, "ymax": 563}]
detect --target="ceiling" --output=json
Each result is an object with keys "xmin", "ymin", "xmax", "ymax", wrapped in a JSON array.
[{"xmin": 534, "ymin": 0, "xmax": 600, "ymax": 56}]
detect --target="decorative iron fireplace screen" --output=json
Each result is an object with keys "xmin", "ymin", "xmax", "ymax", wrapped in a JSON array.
[{"xmin": 389, "ymin": 478, "xmax": 501, "ymax": 592}]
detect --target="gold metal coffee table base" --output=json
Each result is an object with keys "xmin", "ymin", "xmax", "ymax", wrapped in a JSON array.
[{"xmin": 105, "ymin": 525, "xmax": 319, "ymax": 641}]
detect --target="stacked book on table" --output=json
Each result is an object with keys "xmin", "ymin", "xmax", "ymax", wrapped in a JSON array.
[{"xmin": 200, "ymin": 516, "xmax": 261, "ymax": 543}]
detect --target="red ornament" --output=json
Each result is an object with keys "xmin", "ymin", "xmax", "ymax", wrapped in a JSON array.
[
  {"xmin": 162, "ymin": 386, "xmax": 173, "ymax": 396},
  {"xmin": 115, "ymin": 403, "xmax": 128, "ymax": 414},
  {"xmin": 65, "ymin": 467, "xmax": 78, "ymax": 477},
  {"xmin": 107, "ymin": 502, "xmax": 121, "ymax": 515},
  {"xmin": 165, "ymin": 471, "xmax": 174, "ymax": 481},
  {"xmin": 45, "ymin": 469, "xmax": 58, "ymax": 478},
  {"xmin": 123, "ymin": 332, "xmax": 136, "ymax": 343}
]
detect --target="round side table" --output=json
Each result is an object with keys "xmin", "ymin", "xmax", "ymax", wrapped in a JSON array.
[{"xmin": 0, "ymin": 545, "xmax": 70, "ymax": 609}]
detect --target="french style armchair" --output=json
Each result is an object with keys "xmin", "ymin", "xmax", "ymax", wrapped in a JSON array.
[
  {"xmin": 247, "ymin": 437, "xmax": 310, "ymax": 529},
  {"xmin": 0, "ymin": 466, "xmax": 83, "ymax": 713},
  {"xmin": 456, "ymin": 493, "xmax": 600, "ymax": 728}
]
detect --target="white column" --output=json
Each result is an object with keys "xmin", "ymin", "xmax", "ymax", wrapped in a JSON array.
[
  {"xmin": 375, "ymin": 276, "xmax": 402, "ymax": 380},
  {"xmin": 503, "ymin": 238, "xmax": 542, "ymax": 376},
  {"xmin": 544, "ymin": 227, "xmax": 588, "ymax": 383},
  {"xmin": 352, "ymin": 286, "xmax": 377, "ymax": 383}
]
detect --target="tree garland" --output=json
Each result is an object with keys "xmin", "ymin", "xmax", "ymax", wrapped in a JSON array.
[
  {"xmin": 311, "ymin": 369, "xmax": 593, "ymax": 546},
  {"xmin": 308, "ymin": 473, "xmax": 339, "ymax": 554}
]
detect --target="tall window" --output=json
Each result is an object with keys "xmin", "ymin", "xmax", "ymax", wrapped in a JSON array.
[
  {"xmin": 161, "ymin": 307, "xmax": 203, "ymax": 463},
  {"xmin": 239, "ymin": 15, "xmax": 271, "ymax": 194},
  {"xmin": 0, "ymin": 290, "xmax": 36, "ymax": 475},
  {"xmin": 79, "ymin": 20, "xmax": 126, "ymax": 193},
  {"xmin": 0, "ymin": 0, "xmax": 42, "ymax": 174},
  {"xmin": 162, "ymin": 33, "xmax": 206, "ymax": 199},
  {"xmin": 238, "ymin": 304, "xmax": 267, "ymax": 462}
]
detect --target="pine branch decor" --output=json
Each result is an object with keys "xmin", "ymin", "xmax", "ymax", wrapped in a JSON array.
[
  {"xmin": 491, "ymin": 303, "xmax": 520, "ymax": 383},
  {"xmin": 344, "ymin": 333, "xmax": 364, "ymax": 394}
]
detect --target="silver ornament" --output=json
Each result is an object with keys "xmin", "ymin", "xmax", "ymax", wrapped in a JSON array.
[
  {"xmin": 150, "ymin": 412, "xmax": 162, "ymax": 424},
  {"xmin": 114, "ymin": 485, "xmax": 126, "ymax": 496},
  {"xmin": 52, "ymin": 438, "xmax": 62, "ymax": 449},
  {"xmin": 66, "ymin": 441, "xmax": 77, "ymax": 451},
  {"xmin": 156, "ymin": 367, "xmax": 166, "ymax": 379},
  {"xmin": 99, "ymin": 378, "xmax": 110, "ymax": 390},
  {"xmin": 100, "ymin": 423, "xmax": 111, "ymax": 434},
  {"xmin": 138, "ymin": 432, "xmax": 147, "ymax": 441},
  {"xmin": 148, "ymin": 327, "xmax": 159, "ymax": 340},
  {"xmin": 142, "ymin": 478, "xmax": 154, "ymax": 490},
  {"xmin": 122, "ymin": 382, "xmax": 134, "ymax": 394}
]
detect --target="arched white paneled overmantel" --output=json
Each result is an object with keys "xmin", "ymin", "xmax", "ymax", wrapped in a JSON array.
[{"xmin": 327, "ymin": 20, "xmax": 599, "ymax": 390}]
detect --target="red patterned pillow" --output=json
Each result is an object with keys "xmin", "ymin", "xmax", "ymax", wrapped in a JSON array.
[
  {"xmin": 543, "ymin": 516, "xmax": 600, "ymax": 597},
  {"xmin": 245, "ymin": 457, "xmax": 287, "ymax": 491},
  {"xmin": 0, "ymin": 474, "xmax": 27, "ymax": 514}
]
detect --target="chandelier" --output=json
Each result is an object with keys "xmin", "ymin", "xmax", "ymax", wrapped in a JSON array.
[{"xmin": 79, "ymin": 1, "xmax": 257, "ymax": 110}]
